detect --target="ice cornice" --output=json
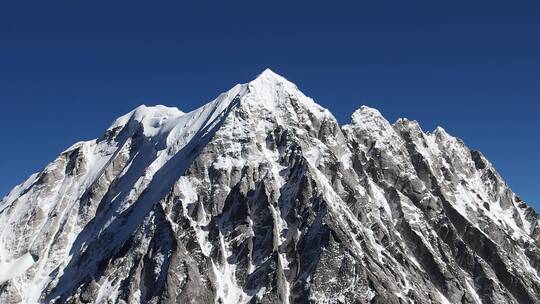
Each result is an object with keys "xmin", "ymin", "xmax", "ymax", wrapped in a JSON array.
[{"xmin": 109, "ymin": 104, "xmax": 185, "ymax": 130}]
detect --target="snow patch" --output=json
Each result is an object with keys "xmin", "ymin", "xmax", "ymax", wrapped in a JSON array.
[{"xmin": 0, "ymin": 253, "xmax": 36, "ymax": 283}]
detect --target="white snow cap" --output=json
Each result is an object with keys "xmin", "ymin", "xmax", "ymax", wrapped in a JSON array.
[
  {"xmin": 109, "ymin": 68, "xmax": 286, "ymax": 130},
  {"xmin": 254, "ymin": 68, "xmax": 288, "ymax": 82},
  {"xmin": 248, "ymin": 68, "xmax": 298, "ymax": 93},
  {"xmin": 105, "ymin": 68, "xmax": 328, "ymax": 138}
]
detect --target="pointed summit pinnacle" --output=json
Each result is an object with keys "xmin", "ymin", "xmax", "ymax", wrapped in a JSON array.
[
  {"xmin": 249, "ymin": 68, "xmax": 297, "ymax": 93},
  {"xmin": 251, "ymin": 68, "xmax": 290, "ymax": 85},
  {"xmin": 257, "ymin": 68, "xmax": 281, "ymax": 79}
]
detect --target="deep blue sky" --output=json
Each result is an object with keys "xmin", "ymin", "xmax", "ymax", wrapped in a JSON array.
[{"xmin": 1, "ymin": 1, "xmax": 538, "ymax": 206}]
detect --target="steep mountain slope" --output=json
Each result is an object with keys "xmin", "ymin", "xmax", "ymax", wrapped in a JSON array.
[{"xmin": 0, "ymin": 69, "xmax": 538, "ymax": 304}]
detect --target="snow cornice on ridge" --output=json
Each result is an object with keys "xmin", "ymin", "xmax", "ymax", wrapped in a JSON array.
[{"xmin": 108, "ymin": 104, "xmax": 185, "ymax": 132}]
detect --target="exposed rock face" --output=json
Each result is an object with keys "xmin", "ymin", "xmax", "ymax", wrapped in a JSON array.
[{"xmin": 0, "ymin": 69, "xmax": 538, "ymax": 303}]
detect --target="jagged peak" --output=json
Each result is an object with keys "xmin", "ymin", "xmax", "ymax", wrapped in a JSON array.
[
  {"xmin": 432, "ymin": 126, "xmax": 451, "ymax": 139},
  {"xmin": 349, "ymin": 106, "xmax": 387, "ymax": 126},
  {"xmin": 431, "ymin": 126, "xmax": 465, "ymax": 146},
  {"xmin": 434, "ymin": 126, "xmax": 447, "ymax": 134},
  {"xmin": 355, "ymin": 105, "xmax": 383, "ymax": 116},
  {"xmin": 394, "ymin": 118, "xmax": 424, "ymax": 135},
  {"xmin": 394, "ymin": 117, "xmax": 420, "ymax": 126}
]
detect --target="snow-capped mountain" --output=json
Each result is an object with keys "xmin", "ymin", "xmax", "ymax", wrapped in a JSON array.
[{"xmin": 1, "ymin": 69, "xmax": 539, "ymax": 304}]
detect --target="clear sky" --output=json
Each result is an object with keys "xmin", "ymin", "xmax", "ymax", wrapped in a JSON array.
[{"xmin": 1, "ymin": 1, "xmax": 538, "ymax": 207}]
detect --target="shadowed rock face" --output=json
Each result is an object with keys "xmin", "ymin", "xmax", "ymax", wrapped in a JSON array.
[{"xmin": 1, "ymin": 69, "xmax": 539, "ymax": 304}]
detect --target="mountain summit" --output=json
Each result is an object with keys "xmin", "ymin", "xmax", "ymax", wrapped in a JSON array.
[{"xmin": 1, "ymin": 70, "xmax": 539, "ymax": 303}]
